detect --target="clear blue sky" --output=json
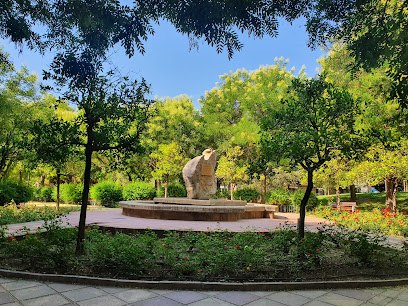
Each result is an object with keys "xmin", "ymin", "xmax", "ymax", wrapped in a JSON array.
[{"xmin": 1, "ymin": 18, "xmax": 325, "ymax": 109}]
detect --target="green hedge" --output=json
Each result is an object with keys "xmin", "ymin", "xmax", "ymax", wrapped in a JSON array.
[
  {"xmin": 267, "ymin": 189, "xmax": 292, "ymax": 205},
  {"xmin": 234, "ymin": 188, "xmax": 260, "ymax": 202},
  {"xmin": 123, "ymin": 182, "xmax": 156, "ymax": 200},
  {"xmin": 157, "ymin": 183, "xmax": 187, "ymax": 198},
  {"xmin": 0, "ymin": 182, "xmax": 33, "ymax": 206},
  {"xmin": 52, "ymin": 183, "xmax": 83, "ymax": 204},
  {"xmin": 90, "ymin": 181, "xmax": 122, "ymax": 207}
]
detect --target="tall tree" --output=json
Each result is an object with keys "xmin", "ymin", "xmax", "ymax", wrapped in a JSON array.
[
  {"xmin": 216, "ymin": 146, "xmax": 248, "ymax": 200},
  {"xmin": 261, "ymin": 76, "xmax": 359, "ymax": 238},
  {"xmin": 150, "ymin": 142, "xmax": 187, "ymax": 198}
]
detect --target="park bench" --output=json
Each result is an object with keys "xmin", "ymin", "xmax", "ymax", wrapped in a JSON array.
[{"xmin": 330, "ymin": 202, "xmax": 356, "ymax": 212}]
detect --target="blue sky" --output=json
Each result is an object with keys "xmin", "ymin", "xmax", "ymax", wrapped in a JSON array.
[{"xmin": 1, "ymin": 18, "xmax": 325, "ymax": 109}]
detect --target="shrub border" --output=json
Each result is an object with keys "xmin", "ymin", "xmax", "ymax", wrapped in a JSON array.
[{"xmin": 1, "ymin": 269, "xmax": 408, "ymax": 291}]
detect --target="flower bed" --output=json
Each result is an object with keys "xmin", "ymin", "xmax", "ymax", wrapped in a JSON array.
[
  {"xmin": 1, "ymin": 222, "xmax": 408, "ymax": 282},
  {"xmin": 313, "ymin": 207, "xmax": 408, "ymax": 237}
]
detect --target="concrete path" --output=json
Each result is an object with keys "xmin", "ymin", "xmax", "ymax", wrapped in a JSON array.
[{"xmin": 1, "ymin": 276, "xmax": 408, "ymax": 306}]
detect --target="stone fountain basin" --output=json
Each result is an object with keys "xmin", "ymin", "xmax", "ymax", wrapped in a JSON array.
[{"xmin": 119, "ymin": 199, "xmax": 277, "ymax": 221}]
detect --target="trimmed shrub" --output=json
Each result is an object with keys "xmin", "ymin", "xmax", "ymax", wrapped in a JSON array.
[
  {"xmin": 234, "ymin": 188, "xmax": 260, "ymax": 202},
  {"xmin": 267, "ymin": 189, "xmax": 291, "ymax": 205},
  {"xmin": 0, "ymin": 182, "xmax": 33, "ymax": 206},
  {"xmin": 157, "ymin": 183, "xmax": 187, "ymax": 197},
  {"xmin": 291, "ymin": 189, "xmax": 319, "ymax": 210},
  {"xmin": 53, "ymin": 183, "xmax": 83, "ymax": 204},
  {"xmin": 123, "ymin": 182, "xmax": 156, "ymax": 200},
  {"xmin": 90, "ymin": 181, "xmax": 122, "ymax": 207}
]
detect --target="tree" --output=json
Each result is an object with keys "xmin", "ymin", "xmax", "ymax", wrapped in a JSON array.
[
  {"xmin": 146, "ymin": 96, "xmax": 202, "ymax": 158},
  {"xmin": 261, "ymin": 76, "xmax": 359, "ymax": 238},
  {"xmin": 216, "ymin": 146, "xmax": 248, "ymax": 200},
  {"xmin": 307, "ymin": 0, "xmax": 408, "ymax": 108},
  {"xmin": 314, "ymin": 157, "xmax": 354, "ymax": 205},
  {"xmin": 55, "ymin": 71, "xmax": 151, "ymax": 255},
  {"xmin": 353, "ymin": 143, "xmax": 408, "ymax": 213},
  {"xmin": 200, "ymin": 60, "xmax": 296, "ymax": 201},
  {"xmin": 150, "ymin": 142, "xmax": 187, "ymax": 198},
  {"xmin": 29, "ymin": 114, "xmax": 79, "ymax": 210},
  {"xmin": 0, "ymin": 51, "xmax": 41, "ymax": 181}
]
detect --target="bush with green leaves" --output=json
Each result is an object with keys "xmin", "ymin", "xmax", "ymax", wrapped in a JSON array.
[
  {"xmin": 53, "ymin": 183, "xmax": 83, "ymax": 204},
  {"xmin": 0, "ymin": 182, "xmax": 33, "ymax": 206},
  {"xmin": 213, "ymin": 188, "xmax": 230, "ymax": 199},
  {"xmin": 291, "ymin": 189, "xmax": 319, "ymax": 210},
  {"xmin": 90, "ymin": 181, "xmax": 122, "ymax": 207},
  {"xmin": 41, "ymin": 186, "xmax": 53, "ymax": 202},
  {"xmin": 123, "ymin": 182, "xmax": 156, "ymax": 200},
  {"xmin": 157, "ymin": 183, "xmax": 186, "ymax": 197},
  {"xmin": 234, "ymin": 187, "xmax": 260, "ymax": 202},
  {"xmin": 267, "ymin": 189, "xmax": 291, "ymax": 205},
  {"xmin": 2, "ymin": 225, "xmax": 407, "ymax": 281}
]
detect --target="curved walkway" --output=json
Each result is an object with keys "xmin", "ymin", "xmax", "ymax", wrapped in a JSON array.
[
  {"xmin": 4, "ymin": 209, "xmax": 406, "ymax": 247},
  {"xmin": 5, "ymin": 209, "xmax": 332, "ymax": 235},
  {"xmin": 1, "ymin": 276, "xmax": 408, "ymax": 306}
]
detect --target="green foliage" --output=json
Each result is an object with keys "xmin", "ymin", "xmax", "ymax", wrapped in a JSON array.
[
  {"xmin": 150, "ymin": 142, "xmax": 187, "ymax": 182},
  {"xmin": 267, "ymin": 189, "xmax": 291, "ymax": 205},
  {"xmin": 1, "ymin": 226, "xmax": 407, "ymax": 280},
  {"xmin": 123, "ymin": 182, "xmax": 156, "ymax": 200},
  {"xmin": 267, "ymin": 189, "xmax": 319, "ymax": 210},
  {"xmin": 0, "ymin": 182, "xmax": 33, "ymax": 206},
  {"xmin": 53, "ymin": 183, "xmax": 83, "ymax": 204},
  {"xmin": 0, "ymin": 203, "xmax": 78, "ymax": 225},
  {"xmin": 90, "ymin": 181, "xmax": 122, "ymax": 207},
  {"xmin": 213, "ymin": 188, "xmax": 230, "ymax": 199},
  {"xmin": 157, "ymin": 183, "xmax": 187, "ymax": 198},
  {"xmin": 34, "ymin": 186, "xmax": 54, "ymax": 202},
  {"xmin": 216, "ymin": 146, "xmax": 248, "ymax": 200},
  {"xmin": 234, "ymin": 188, "xmax": 260, "ymax": 202},
  {"xmin": 291, "ymin": 190, "xmax": 319, "ymax": 210}
]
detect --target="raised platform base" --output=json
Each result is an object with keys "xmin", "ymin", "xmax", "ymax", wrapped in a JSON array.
[
  {"xmin": 119, "ymin": 200, "xmax": 277, "ymax": 221},
  {"xmin": 153, "ymin": 197, "xmax": 246, "ymax": 206}
]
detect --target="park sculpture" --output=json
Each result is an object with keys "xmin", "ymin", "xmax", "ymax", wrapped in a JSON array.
[
  {"xmin": 182, "ymin": 149, "xmax": 217, "ymax": 200},
  {"xmin": 119, "ymin": 149, "xmax": 277, "ymax": 221}
]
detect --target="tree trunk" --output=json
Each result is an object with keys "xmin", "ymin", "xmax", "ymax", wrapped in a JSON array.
[
  {"xmin": 298, "ymin": 169, "xmax": 313, "ymax": 239},
  {"xmin": 56, "ymin": 171, "xmax": 61, "ymax": 211},
  {"xmin": 19, "ymin": 170, "xmax": 23, "ymax": 184},
  {"xmin": 404, "ymin": 180, "xmax": 407, "ymax": 192},
  {"xmin": 156, "ymin": 180, "xmax": 161, "ymax": 192},
  {"xmin": 40, "ymin": 175, "xmax": 45, "ymax": 186},
  {"xmin": 336, "ymin": 186, "xmax": 341, "ymax": 208},
  {"xmin": 76, "ymin": 126, "xmax": 93, "ymax": 256},
  {"xmin": 230, "ymin": 183, "xmax": 234, "ymax": 200},
  {"xmin": 261, "ymin": 175, "xmax": 267, "ymax": 204},
  {"xmin": 385, "ymin": 177, "xmax": 398, "ymax": 213},
  {"xmin": 350, "ymin": 184, "xmax": 356, "ymax": 201},
  {"xmin": 164, "ymin": 174, "xmax": 169, "ymax": 198}
]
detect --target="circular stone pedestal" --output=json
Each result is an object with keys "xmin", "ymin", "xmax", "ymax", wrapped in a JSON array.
[{"xmin": 119, "ymin": 199, "xmax": 277, "ymax": 221}]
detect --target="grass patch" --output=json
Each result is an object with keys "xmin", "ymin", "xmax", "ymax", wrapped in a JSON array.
[{"xmin": 1, "ymin": 222, "xmax": 408, "ymax": 282}]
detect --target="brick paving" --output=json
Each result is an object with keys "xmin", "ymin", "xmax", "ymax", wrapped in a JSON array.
[
  {"xmin": 4, "ymin": 209, "xmax": 331, "ymax": 236},
  {"xmin": 1, "ymin": 277, "xmax": 408, "ymax": 305}
]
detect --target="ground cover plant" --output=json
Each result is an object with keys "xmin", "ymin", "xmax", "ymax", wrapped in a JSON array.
[{"xmin": 1, "ymin": 222, "xmax": 407, "ymax": 282}]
